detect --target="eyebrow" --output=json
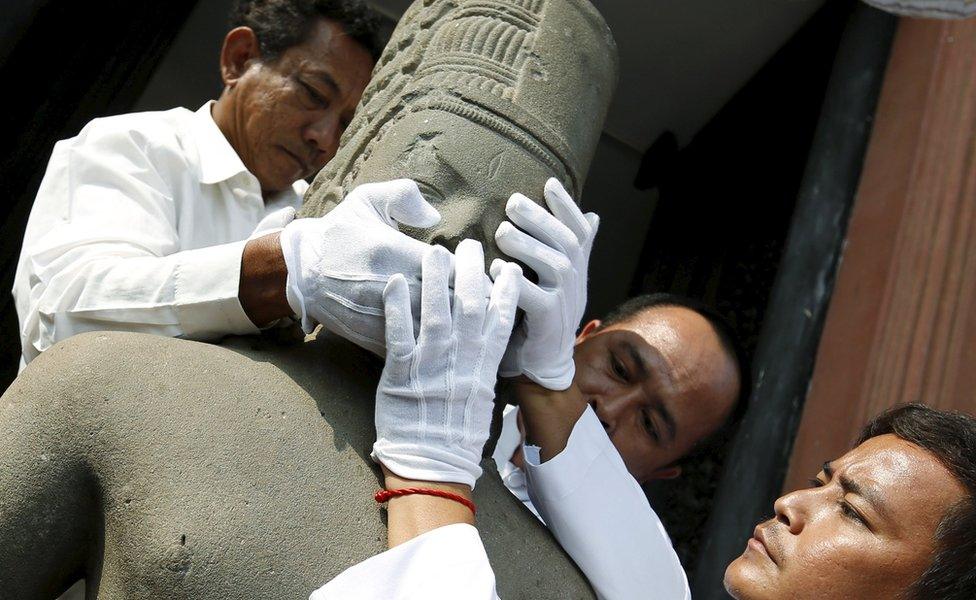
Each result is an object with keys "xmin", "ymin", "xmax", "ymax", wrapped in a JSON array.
[
  {"xmin": 823, "ymin": 461, "xmax": 891, "ymax": 521},
  {"xmin": 307, "ymin": 69, "xmax": 341, "ymax": 95},
  {"xmin": 623, "ymin": 340, "xmax": 677, "ymax": 442}
]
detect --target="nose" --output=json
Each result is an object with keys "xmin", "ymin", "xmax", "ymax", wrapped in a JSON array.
[
  {"xmin": 773, "ymin": 489, "xmax": 808, "ymax": 535},
  {"xmin": 589, "ymin": 389, "xmax": 643, "ymax": 436},
  {"xmin": 303, "ymin": 114, "xmax": 341, "ymax": 165}
]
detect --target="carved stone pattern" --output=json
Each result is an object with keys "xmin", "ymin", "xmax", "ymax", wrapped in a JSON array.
[{"xmin": 302, "ymin": 0, "xmax": 571, "ymax": 216}]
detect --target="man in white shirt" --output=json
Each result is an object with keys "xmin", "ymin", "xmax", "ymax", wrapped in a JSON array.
[
  {"xmin": 315, "ymin": 180, "xmax": 745, "ymax": 600},
  {"xmin": 493, "ymin": 294, "xmax": 744, "ymax": 599},
  {"xmin": 13, "ymin": 0, "xmax": 388, "ymax": 366},
  {"xmin": 325, "ymin": 398, "xmax": 976, "ymax": 600}
]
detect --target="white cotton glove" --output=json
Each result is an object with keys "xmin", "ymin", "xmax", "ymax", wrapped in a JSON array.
[
  {"xmin": 372, "ymin": 240, "xmax": 522, "ymax": 488},
  {"xmin": 279, "ymin": 180, "xmax": 441, "ymax": 355},
  {"xmin": 248, "ymin": 206, "xmax": 297, "ymax": 240},
  {"xmin": 491, "ymin": 177, "xmax": 599, "ymax": 391}
]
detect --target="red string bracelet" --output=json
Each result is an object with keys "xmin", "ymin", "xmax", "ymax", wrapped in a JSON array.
[{"xmin": 375, "ymin": 487, "xmax": 477, "ymax": 516}]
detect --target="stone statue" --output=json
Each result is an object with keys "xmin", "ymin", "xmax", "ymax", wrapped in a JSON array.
[
  {"xmin": 301, "ymin": 0, "xmax": 616, "ymax": 258},
  {"xmin": 0, "ymin": 1, "xmax": 617, "ymax": 598}
]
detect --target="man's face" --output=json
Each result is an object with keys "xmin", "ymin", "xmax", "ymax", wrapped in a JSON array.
[
  {"xmin": 572, "ymin": 306, "xmax": 741, "ymax": 483},
  {"xmin": 724, "ymin": 434, "xmax": 967, "ymax": 599},
  {"xmin": 223, "ymin": 20, "xmax": 374, "ymax": 193}
]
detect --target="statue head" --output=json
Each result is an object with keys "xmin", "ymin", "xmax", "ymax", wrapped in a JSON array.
[{"xmin": 300, "ymin": 0, "xmax": 618, "ymax": 261}]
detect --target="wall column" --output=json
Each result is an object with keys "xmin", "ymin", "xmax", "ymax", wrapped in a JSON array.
[{"xmin": 785, "ymin": 16, "xmax": 976, "ymax": 491}]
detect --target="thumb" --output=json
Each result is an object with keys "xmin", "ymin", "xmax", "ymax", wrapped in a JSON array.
[
  {"xmin": 585, "ymin": 212, "xmax": 600, "ymax": 238},
  {"xmin": 250, "ymin": 206, "xmax": 297, "ymax": 239},
  {"xmin": 353, "ymin": 179, "xmax": 441, "ymax": 229}
]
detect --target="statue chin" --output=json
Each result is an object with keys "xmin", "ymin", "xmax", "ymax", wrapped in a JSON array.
[{"xmin": 0, "ymin": 1, "xmax": 617, "ymax": 597}]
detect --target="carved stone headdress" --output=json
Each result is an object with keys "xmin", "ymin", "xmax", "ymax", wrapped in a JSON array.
[{"xmin": 301, "ymin": 0, "xmax": 618, "ymax": 229}]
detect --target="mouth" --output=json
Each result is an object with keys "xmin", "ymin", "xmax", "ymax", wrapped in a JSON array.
[
  {"xmin": 748, "ymin": 526, "xmax": 779, "ymax": 566},
  {"xmin": 280, "ymin": 146, "xmax": 310, "ymax": 175}
]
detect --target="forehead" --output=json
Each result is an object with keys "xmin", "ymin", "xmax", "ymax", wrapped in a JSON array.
[
  {"xmin": 606, "ymin": 305, "xmax": 735, "ymax": 386},
  {"xmin": 279, "ymin": 19, "xmax": 373, "ymax": 84},
  {"xmin": 837, "ymin": 435, "xmax": 966, "ymax": 533},
  {"xmin": 368, "ymin": 111, "xmax": 552, "ymax": 194},
  {"xmin": 355, "ymin": 109, "xmax": 556, "ymax": 257}
]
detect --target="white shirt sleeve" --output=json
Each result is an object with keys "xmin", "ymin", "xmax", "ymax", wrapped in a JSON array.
[
  {"xmin": 16, "ymin": 119, "xmax": 258, "ymax": 364},
  {"xmin": 308, "ymin": 524, "xmax": 499, "ymax": 600},
  {"xmin": 522, "ymin": 406, "xmax": 692, "ymax": 600}
]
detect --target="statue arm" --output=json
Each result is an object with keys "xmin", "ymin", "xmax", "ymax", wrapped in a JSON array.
[{"xmin": 0, "ymin": 356, "xmax": 96, "ymax": 598}]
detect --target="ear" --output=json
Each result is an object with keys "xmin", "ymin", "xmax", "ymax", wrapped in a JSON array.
[
  {"xmin": 575, "ymin": 319, "xmax": 601, "ymax": 345},
  {"xmin": 648, "ymin": 465, "xmax": 682, "ymax": 480},
  {"xmin": 220, "ymin": 27, "xmax": 262, "ymax": 87}
]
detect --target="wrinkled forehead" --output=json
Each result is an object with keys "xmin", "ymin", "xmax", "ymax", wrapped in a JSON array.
[
  {"xmin": 615, "ymin": 306, "xmax": 735, "ymax": 384},
  {"xmin": 839, "ymin": 435, "xmax": 967, "ymax": 526}
]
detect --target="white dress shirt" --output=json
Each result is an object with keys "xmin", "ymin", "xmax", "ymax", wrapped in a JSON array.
[
  {"xmin": 519, "ymin": 406, "xmax": 692, "ymax": 600},
  {"xmin": 13, "ymin": 102, "xmax": 306, "ymax": 366},
  {"xmin": 311, "ymin": 406, "xmax": 691, "ymax": 600},
  {"xmin": 310, "ymin": 524, "xmax": 499, "ymax": 600}
]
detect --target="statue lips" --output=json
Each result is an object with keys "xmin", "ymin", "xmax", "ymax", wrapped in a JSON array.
[{"xmin": 750, "ymin": 524, "xmax": 782, "ymax": 566}]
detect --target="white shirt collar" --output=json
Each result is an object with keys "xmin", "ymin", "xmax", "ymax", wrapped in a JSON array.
[{"xmin": 192, "ymin": 101, "xmax": 250, "ymax": 185}]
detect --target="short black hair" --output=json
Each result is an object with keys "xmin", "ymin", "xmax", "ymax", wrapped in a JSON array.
[
  {"xmin": 857, "ymin": 404, "xmax": 976, "ymax": 600},
  {"xmin": 229, "ymin": 0, "xmax": 384, "ymax": 62},
  {"xmin": 600, "ymin": 293, "xmax": 751, "ymax": 457}
]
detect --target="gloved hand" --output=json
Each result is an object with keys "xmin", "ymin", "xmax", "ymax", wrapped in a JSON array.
[
  {"xmin": 279, "ymin": 180, "xmax": 440, "ymax": 355},
  {"xmin": 491, "ymin": 177, "xmax": 599, "ymax": 391},
  {"xmin": 248, "ymin": 206, "xmax": 297, "ymax": 240},
  {"xmin": 372, "ymin": 240, "xmax": 522, "ymax": 488}
]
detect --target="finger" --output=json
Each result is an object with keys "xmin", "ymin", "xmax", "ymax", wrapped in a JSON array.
[
  {"xmin": 584, "ymin": 212, "xmax": 600, "ymax": 240},
  {"xmin": 382, "ymin": 274, "xmax": 415, "ymax": 357},
  {"xmin": 354, "ymin": 179, "xmax": 441, "ymax": 229},
  {"xmin": 505, "ymin": 193, "xmax": 579, "ymax": 255},
  {"xmin": 452, "ymin": 239, "xmax": 488, "ymax": 337},
  {"xmin": 489, "ymin": 258, "xmax": 507, "ymax": 281},
  {"xmin": 543, "ymin": 177, "xmax": 591, "ymax": 244},
  {"xmin": 485, "ymin": 262, "xmax": 522, "ymax": 350},
  {"xmin": 262, "ymin": 206, "xmax": 297, "ymax": 229},
  {"xmin": 495, "ymin": 221, "xmax": 569, "ymax": 286},
  {"xmin": 419, "ymin": 245, "xmax": 453, "ymax": 342},
  {"xmin": 489, "ymin": 259, "xmax": 549, "ymax": 317}
]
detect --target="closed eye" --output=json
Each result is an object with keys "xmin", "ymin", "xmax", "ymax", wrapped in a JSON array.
[
  {"xmin": 642, "ymin": 410, "xmax": 659, "ymax": 443},
  {"xmin": 839, "ymin": 500, "xmax": 868, "ymax": 527},
  {"xmin": 811, "ymin": 472, "xmax": 871, "ymax": 529},
  {"xmin": 610, "ymin": 353, "xmax": 628, "ymax": 381},
  {"xmin": 300, "ymin": 80, "xmax": 330, "ymax": 108}
]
